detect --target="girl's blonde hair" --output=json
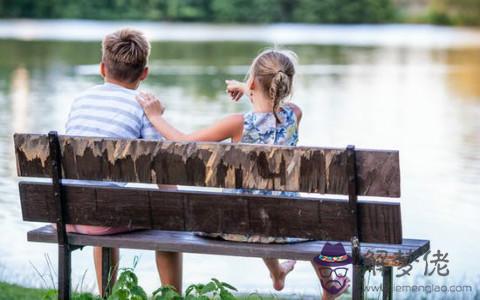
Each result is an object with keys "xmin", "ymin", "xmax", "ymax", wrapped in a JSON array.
[{"xmin": 248, "ymin": 49, "xmax": 297, "ymax": 123}]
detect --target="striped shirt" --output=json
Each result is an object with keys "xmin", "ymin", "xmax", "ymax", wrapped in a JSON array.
[{"xmin": 66, "ymin": 82, "xmax": 162, "ymax": 140}]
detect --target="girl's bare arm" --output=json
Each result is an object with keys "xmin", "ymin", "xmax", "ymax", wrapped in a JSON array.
[{"xmin": 137, "ymin": 92, "xmax": 243, "ymax": 142}]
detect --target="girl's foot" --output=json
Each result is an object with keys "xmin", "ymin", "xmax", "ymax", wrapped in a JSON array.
[
  {"xmin": 321, "ymin": 276, "xmax": 350, "ymax": 300},
  {"xmin": 270, "ymin": 260, "xmax": 296, "ymax": 291}
]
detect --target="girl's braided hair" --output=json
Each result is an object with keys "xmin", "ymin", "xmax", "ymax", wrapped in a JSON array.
[{"xmin": 248, "ymin": 49, "xmax": 297, "ymax": 123}]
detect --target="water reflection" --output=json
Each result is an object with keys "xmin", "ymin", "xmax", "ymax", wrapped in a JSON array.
[
  {"xmin": 0, "ymin": 33, "xmax": 479, "ymax": 297},
  {"xmin": 445, "ymin": 48, "xmax": 480, "ymax": 101},
  {"xmin": 11, "ymin": 67, "xmax": 29, "ymax": 133}
]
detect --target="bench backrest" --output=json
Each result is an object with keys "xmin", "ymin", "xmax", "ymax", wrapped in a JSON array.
[{"xmin": 15, "ymin": 133, "xmax": 402, "ymax": 244}]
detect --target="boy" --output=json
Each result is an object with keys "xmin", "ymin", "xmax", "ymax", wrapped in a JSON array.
[{"xmin": 65, "ymin": 28, "xmax": 182, "ymax": 294}]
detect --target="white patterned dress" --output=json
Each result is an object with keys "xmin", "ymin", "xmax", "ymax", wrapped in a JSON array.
[
  {"xmin": 241, "ymin": 104, "xmax": 299, "ymax": 146},
  {"xmin": 199, "ymin": 104, "xmax": 307, "ymax": 244}
]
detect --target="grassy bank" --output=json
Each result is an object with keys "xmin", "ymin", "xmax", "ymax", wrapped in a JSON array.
[
  {"xmin": 0, "ymin": 281, "xmax": 344, "ymax": 300},
  {"xmin": 0, "ymin": 282, "xmax": 49, "ymax": 300},
  {"xmin": 0, "ymin": 282, "xmax": 106, "ymax": 300}
]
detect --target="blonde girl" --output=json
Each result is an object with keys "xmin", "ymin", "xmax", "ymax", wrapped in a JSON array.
[{"xmin": 137, "ymin": 49, "xmax": 349, "ymax": 297}]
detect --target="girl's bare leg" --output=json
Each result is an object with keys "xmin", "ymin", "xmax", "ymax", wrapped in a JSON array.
[
  {"xmin": 155, "ymin": 251, "xmax": 183, "ymax": 292},
  {"xmin": 263, "ymin": 258, "xmax": 296, "ymax": 291},
  {"xmin": 93, "ymin": 246, "xmax": 120, "ymax": 296}
]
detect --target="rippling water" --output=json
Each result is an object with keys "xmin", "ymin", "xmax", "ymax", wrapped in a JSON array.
[{"xmin": 0, "ymin": 21, "xmax": 479, "ymax": 298}]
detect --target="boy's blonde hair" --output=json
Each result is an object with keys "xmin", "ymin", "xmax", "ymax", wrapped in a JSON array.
[
  {"xmin": 102, "ymin": 28, "xmax": 151, "ymax": 83},
  {"xmin": 248, "ymin": 49, "xmax": 297, "ymax": 123}
]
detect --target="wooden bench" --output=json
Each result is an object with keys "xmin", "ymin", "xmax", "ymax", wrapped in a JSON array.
[{"xmin": 14, "ymin": 132, "xmax": 429, "ymax": 300}]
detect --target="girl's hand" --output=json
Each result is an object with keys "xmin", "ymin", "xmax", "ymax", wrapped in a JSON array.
[
  {"xmin": 226, "ymin": 80, "xmax": 246, "ymax": 102},
  {"xmin": 136, "ymin": 92, "xmax": 166, "ymax": 118}
]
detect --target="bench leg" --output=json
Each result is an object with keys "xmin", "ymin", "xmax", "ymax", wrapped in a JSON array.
[
  {"xmin": 101, "ymin": 247, "xmax": 115, "ymax": 298},
  {"xmin": 352, "ymin": 264, "xmax": 365, "ymax": 300},
  {"xmin": 382, "ymin": 266, "xmax": 393, "ymax": 300},
  {"xmin": 58, "ymin": 245, "xmax": 71, "ymax": 300}
]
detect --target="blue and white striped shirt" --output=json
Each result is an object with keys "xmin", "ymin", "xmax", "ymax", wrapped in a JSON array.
[{"xmin": 66, "ymin": 82, "xmax": 162, "ymax": 140}]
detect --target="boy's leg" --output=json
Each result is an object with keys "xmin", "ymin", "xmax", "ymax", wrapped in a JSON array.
[
  {"xmin": 263, "ymin": 258, "xmax": 296, "ymax": 291},
  {"xmin": 94, "ymin": 246, "xmax": 119, "ymax": 296},
  {"xmin": 155, "ymin": 251, "xmax": 183, "ymax": 292}
]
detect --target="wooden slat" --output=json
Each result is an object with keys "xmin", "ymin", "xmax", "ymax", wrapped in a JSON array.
[
  {"xmin": 14, "ymin": 134, "xmax": 401, "ymax": 197},
  {"xmin": 19, "ymin": 181, "xmax": 402, "ymax": 243},
  {"xmin": 27, "ymin": 225, "xmax": 429, "ymax": 267}
]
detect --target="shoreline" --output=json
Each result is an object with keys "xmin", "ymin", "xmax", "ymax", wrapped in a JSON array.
[{"xmin": 0, "ymin": 19, "xmax": 479, "ymax": 48}]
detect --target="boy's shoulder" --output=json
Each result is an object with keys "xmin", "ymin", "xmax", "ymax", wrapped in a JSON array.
[
  {"xmin": 71, "ymin": 84, "xmax": 143, "ymax": 118},
  {"xmin": 75, "ymin": 83, "xmax": 139, "ymax": 103},
  {"xmin": 74, "ymin": 84, "xmax": 109, "ymax": 99},
  {"xmin": 79, "ymin": 82, "xmax": 137, "ymax": 93}
]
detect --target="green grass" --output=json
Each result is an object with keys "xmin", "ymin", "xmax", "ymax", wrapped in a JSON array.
[
  {"xmin": 0, "ymin": 281, "xmax": 52, "ymax": 300},
  {"xmin": 0, "ymin": 282, "xmax": 322, "ymax": 300},
  {"xmin": 0, "ymin": 282, "xmax": 98, "ymax": 300}
]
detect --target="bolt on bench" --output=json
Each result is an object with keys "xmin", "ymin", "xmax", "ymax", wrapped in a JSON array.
[{"xmin": 14, "ymin": 132, "xmax": 429, "ymax": 300}]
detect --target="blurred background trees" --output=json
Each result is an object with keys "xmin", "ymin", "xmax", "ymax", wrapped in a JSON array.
[
  {"xmin": 0, "ymin": 0, "xmax": 478, "ymax": 25},
  {"xmin": 427, "ymin": 0, "xmax": 480, "ymax": 25}
]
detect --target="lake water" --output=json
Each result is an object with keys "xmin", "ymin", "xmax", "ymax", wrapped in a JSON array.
[{"xmin": 0, "ymin": 20, "xmax": 479, "ymax": 299}]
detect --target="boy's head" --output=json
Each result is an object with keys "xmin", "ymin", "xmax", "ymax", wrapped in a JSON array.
[{"xmin": 101, "ymin": 28, "xmax": 150, "ymax": 86}]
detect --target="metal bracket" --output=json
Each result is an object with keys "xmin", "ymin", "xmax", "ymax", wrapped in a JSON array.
[
  {"xmin": 346, "ymin": 144, "xmax": 360, "ymax": 243},
  {"xmin": 347, "ymin": 145, "xmax": 365, "ymax": 300},
  {"xmin": 48, "ymin": 131, "xmax": 68, "ymax": 246}
]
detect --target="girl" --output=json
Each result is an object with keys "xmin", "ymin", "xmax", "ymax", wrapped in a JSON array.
[{"xmin": 137, "ymin": 49, "xmax": 349, "ymax": 298}]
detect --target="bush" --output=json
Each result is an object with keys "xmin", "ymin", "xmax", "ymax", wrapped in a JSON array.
[
  {"xmin": 39, "ymin": 267, "xmax": 238, "ymax": 300},
  {"xmin": 0, "ymin": 0, "xmax": 397, "ymax": 24}
]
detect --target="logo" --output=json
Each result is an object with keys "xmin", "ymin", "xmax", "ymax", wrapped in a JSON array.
[{"xmin": 312, "ymin": 242, "xmax": 352, "ymax": 295}]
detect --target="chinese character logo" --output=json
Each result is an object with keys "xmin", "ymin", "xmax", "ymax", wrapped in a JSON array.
[{"xmin": 312, "ymin": 242, "xmax": 351, "ymax": 295}]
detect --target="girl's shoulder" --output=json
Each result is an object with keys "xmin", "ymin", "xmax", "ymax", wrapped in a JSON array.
[{"xmin": 282, "ymin": 102, "xmax": 302, "ymax": 123}]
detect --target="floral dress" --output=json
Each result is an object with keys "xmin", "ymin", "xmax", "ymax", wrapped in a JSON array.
[
  {"xmin": 241, "ymin": 104, "xmax": 299, "ymax": 146},
  {"xmin": 199, "ymin": 104, "xmax": 307, "ymax": 244}
]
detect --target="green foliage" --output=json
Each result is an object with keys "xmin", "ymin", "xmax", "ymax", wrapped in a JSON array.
[
  {"xmin": 427, "ymin": 0, "xmax": 480, "ymax": 26},
  {"xmin": 152, "ymin": 285, "xmax": 183, "ymax": 300},
  {"xmin": 210, "ymin": 0, "xmax": 285, "ymax": 23},
  {"xmin": 183, "ymin": 278, "xmax": 237, "ymax": 300},
  {"xmin": 108, "ymin": 269, "xmax": 148, "ymax": 300},
  {"xmin": 0, "ymin": 0, "xmax": 396, "ymax": 24},
  {"xmin": 105, "ymin": 261, "xmax": 238, "ymax": 300},
  {"xmin": 291, "ymin": 0, "xmax": 395, "ymax": 23},
  {"xmin": 34, "ymin": 270, "xmax": 238, "ymax": 300},
  {"xmin": 0, "ymin": 282, "xmax": 53, "ymax": 300},
  {"xmin": 426, "ymin": 9, "xmax": 453, "ymax": 25},
  {"xmin": 106, "ymin": 257, "xmax": 148, "ymax": 300},
  {"xmin": 42, "ymin": 290, "xmax": 101, "ymax": 300},
  {"xmin": 1, "ymin": 0, "xmax": 480, "ymax": 25},
  {"xmin": 134, "ymin": 277, "xmax": 238, "ymax": 300}
]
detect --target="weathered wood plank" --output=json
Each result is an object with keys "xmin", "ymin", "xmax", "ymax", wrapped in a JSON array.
[
  {"xmin": 27, "ymin": 225, "xmax": 429, "ymax": 267},
  {"xmin": 19, "ymin": 181, "xmax": 402, "ymax": 243},
  {"xmin": 14, "ymin": 134, "xmax": 401, "ymax": 197}
]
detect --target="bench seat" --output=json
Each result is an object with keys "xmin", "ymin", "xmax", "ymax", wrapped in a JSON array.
[{"xmin": 28, "ymin": 225, "xmax": 429, "ymax": 267}]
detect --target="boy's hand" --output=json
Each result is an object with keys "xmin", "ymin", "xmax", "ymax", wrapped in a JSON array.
[
  {"xmin": 226, "ymin": 80, "xmax": 246, "ymax": 102},
  {"xmin": 136, "ymin": 92, "xmax": 166, "ymax": 118}
]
